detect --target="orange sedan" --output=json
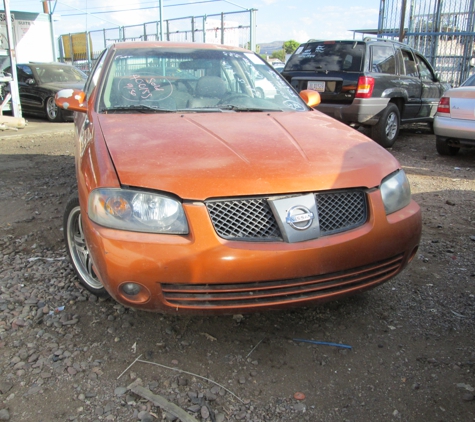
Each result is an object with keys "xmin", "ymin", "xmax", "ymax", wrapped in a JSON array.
[{"xmin": 56, "ymin": 42, "xmax": 421, "ymax": 314}]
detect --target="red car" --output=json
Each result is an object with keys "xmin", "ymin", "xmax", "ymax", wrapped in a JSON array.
[{"xmin": 56, "ymin": 42, "xmax": 421, "ymax": 314}]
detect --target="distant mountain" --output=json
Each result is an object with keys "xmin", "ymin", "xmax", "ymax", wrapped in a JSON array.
[{"xmin": 258, "ymin": 41, "xmax": 285, "ymax": 55}]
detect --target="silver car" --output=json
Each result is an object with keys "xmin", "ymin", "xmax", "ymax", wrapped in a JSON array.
[{"xmin": 434, "ymin": 76, "xmax": 475, "ymax": 155}]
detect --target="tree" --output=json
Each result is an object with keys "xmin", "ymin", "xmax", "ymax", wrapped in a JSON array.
[
  {"xmin": 283, "ymin": 40, "xmax": 300, "ymax": 55},
  {"xmin": 270, "ymin": 50, "xmax": 285, "ymax": 62}
]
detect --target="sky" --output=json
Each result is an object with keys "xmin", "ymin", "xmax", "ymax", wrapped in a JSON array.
[{"xmin": 8, "ymin": 0, "xmax": 381, "ymax": 45}]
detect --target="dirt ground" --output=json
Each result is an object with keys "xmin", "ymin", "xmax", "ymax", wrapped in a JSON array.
[{"xmin": 0, "ymin": 120, "xmax": 474, "ymax": 422}]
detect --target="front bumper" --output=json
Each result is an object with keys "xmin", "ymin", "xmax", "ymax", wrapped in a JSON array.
[
  {"xmin": 84, "ymin": 191, "xmax": 421, "ymax": 314},
  {"xmin": 316, "ymin": 98, "xmax": 389, "ymax": 126}
]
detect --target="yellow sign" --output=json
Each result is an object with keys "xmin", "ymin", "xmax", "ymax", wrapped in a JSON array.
[{"xmin": 61, "ymin": 32, "xmax": 92, "ymax": 60}]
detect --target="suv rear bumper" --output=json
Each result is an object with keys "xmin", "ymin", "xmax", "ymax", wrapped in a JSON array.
[{"xmin": 316, "ymin": 98, "xmax": 389, "ymax": 126}]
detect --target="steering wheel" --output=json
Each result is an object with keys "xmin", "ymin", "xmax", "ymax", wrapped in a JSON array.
[{"xmin": 174, "ymin": 79, "xmax": 194, "ymax": 95}]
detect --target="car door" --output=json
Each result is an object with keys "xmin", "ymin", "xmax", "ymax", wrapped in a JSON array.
[
  {"xmin": 415, "ymin": 53, "xmax": 443, "ymax": 118},
  {"xmin": 16, "ymin": 64, "xmax": 43, "ymax": 113},
  {"xmin": 398, "ymin": 48, "xmax": 422, "ymax": 119}
]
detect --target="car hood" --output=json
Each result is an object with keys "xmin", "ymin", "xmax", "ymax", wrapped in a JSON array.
[
  {"xmin": 98, "ymin": 111, "xmax": 400, "ymax": 200},
  {"xmin": 40, "ymin": 81, "xmax": 86, "ymax": 91}
]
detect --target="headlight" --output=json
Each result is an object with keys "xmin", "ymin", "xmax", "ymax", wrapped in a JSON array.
[
  {"xmin": 380, "ymin": 170, "xmax": 411, "ymax": 215},
  {"xmin": 88, "ymin": 188, "xmax": 189, "ymax": 234}
]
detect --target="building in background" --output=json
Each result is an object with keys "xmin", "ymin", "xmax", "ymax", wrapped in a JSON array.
[{"xmin": 0, "ymin": 10, "xmax": 53, "ymax": 64}]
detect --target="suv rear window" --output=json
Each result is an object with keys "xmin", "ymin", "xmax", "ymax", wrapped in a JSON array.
[{"xmin": 285, "ymin": 41, "xmax": 365, "ymax": 72}]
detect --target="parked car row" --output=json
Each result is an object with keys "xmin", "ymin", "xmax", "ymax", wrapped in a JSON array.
[
  {"xmin": 4, "ymin": 43, "xmax": 473, "ymax": 158},
  {"xmin": 4, "ymin": 39, "xmax": 467, "ymax": 316}
]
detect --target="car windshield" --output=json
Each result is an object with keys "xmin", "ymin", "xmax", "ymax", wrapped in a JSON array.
[
  {"xmin": 34, "ymin": 65, "xmax": 87, "ymax": 84},
  {"xmin": 461, "ymin": 74, "xmax": 475, "ymax": 86},
  {"xmin": 285, "ymin": 41, "xmax": 365, "ymax": 72},
  {"xmin": 100, "ymin": 47, "xmax": 308, "ymax": 113}
]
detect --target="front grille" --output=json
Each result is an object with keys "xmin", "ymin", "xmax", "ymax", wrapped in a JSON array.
[
  {"xmin": 206, "ymin": 198, "xmax": 281, "ymax": 241},
  {"xmin": 161, "ymin": 254, "xmax": 403, "ymax": 310},
  {"xmin": 205, "ymin": 190, "xmax": 367, "ymax": 241},
  {"xmin": 316, "ymin": 190, "xmax": 366, "ymax": 235}
]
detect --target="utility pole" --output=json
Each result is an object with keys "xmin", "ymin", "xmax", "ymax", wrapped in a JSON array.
[
  {"xmin": 43, "ymin": 1, "xmax": 57, "ymax": 61},
  {"xmin": 2, "ymin": 0, "xmax": 21, "ymax": 117},
  {"xmin": 159, "ymin": 0, "xmax": 164, "ymax": 41},
  {"xmin": 399, "ymin": 0, "xmax": 407, "ymax": 42}
]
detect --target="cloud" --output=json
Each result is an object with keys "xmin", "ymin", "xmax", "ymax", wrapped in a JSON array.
[
  {"xmin": 275, "ymin": 6, "xmax": 379, "ymax": 43},
  {"xmin": 290, "ymin": 30, "xmax": 310, "ymax": 43}
]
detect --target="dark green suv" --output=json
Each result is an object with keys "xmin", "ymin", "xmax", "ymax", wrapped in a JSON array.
[{"xmin": 282, "ymin": 39, "xmax": 448, "ymax": 147}]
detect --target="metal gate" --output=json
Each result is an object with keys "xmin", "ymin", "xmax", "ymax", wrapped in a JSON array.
[
  {"xmin": 59, "ymin": 9, "xmax": 257, "ymax": 74},
  {"xmin": 378, "ymin": 0, "xmax": 475, "ymax": 86}
]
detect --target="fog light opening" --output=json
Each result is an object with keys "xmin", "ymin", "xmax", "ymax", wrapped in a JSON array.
[
  {"xmin": 119, "ymin": 282, "xmax": 151, "ymax": 304},
  {"xmin": 122, "ymin": 282, "xmax": 142, "ymax": 296},
  {"xmin": 408, "ymin": 245, "xmax": 419, "ymax": 263}
]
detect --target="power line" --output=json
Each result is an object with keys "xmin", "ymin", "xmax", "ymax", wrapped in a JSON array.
[
  {"xmin": 59, "ymin": 0, "xmax": 224, "ymax": 17},
  {"xmin": 53, "ymin": 0, "xmax": 187, "ymax": 13}
]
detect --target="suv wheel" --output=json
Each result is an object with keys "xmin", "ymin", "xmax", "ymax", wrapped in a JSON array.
[
  {"xmin": 371, "ymin": 103, "xmax": 400, "ymax": 148},
  {"xmin": 436, "ymin": 136, "xmax": 459, "ymax": 156}
]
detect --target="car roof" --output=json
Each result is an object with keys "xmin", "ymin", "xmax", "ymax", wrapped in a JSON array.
[
  {"xmin": 111, "ymin": 41, "xmax": 250, "ymax": 53},
  {"xmin": 300, "ymin": 38, "xmax": 411, "ymax": 48},
  {"xmin": 23, "ymin": 62, "xmax": 76, "ymax": 67}
]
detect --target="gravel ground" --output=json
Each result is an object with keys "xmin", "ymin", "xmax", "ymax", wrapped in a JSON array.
[{"xmin": 0, "ymin": 121, "xmax": 474, "ymax": 422}]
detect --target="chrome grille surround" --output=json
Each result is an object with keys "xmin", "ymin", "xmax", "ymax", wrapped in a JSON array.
[{"xmin": 205, "ymin": 189, "xmax": 367, "ymax": 241}]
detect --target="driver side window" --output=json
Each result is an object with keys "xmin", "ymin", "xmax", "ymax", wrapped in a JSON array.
[
  {"xmin": 416, "ymin": 54, "xmax": 435, "ymax": 81},
  {"xmin": 17, "ymin": 65, "xmax": 33, "ymax": 83}
]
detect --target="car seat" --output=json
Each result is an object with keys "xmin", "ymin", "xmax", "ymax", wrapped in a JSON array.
[{"xmin": 187, "ymin": 76, "xmax": 227, "ymax": 108}]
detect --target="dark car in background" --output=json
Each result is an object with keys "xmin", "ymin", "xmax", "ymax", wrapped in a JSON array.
[
  {"xmin": 3, "ymin": 62, "xmax": 87, "ymax": 122},
  {"xmin": 282, "ymin": 39, "xmax": 448, "ymax": 147}
]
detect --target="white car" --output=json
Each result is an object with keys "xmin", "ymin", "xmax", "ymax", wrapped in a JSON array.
[{"xmin": 434, "ymin": 75, "xmax": 475, "ymax": 155}]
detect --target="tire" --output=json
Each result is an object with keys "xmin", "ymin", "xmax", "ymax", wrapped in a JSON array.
[
  {"xmin": 436, "ymin": 136, "xmax": 459, "ymax": 156},
  {"xmin": 371, "ymin": 103, "xmax": 400, "ymax": 148},
  {"xmin": 64, "ymin": 194, "xmax": 109, "ymax": 297},
  {"xmin": 255, "ymin": 87, "xmax": 265, "ymax": 99},
  {"xmin": 45, "ymin": 96, "xmax": 63, "ymax": 122}
]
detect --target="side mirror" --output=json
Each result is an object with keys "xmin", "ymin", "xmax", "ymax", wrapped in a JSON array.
[
  {"xmin": 299, "ymin": 89, "xmax": 321, "ymax": 108},
  {"xmin": 55, "ymin": 88, "xmax": 87, "ymax": 113}
]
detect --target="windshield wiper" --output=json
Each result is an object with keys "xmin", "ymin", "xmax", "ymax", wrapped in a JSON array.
[
  {"xmin": 217, "ymin": 105, "xmax": 283, "ymax": 112},
  {"xmin": 102, "ymin": 104, "xmax": 176, "ymax": 113}
]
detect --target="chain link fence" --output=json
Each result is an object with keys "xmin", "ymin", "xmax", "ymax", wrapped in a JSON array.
[
  {"xmin": 378, "ymin": 0, "xmax": 475, "ymax": 86},
  {"xmin": 58, "ymin": 9, "xmax": 256, "ymax": 74}
]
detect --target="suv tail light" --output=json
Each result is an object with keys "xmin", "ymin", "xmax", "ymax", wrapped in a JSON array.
[
  {"xmin": 437, "ymin": 97, "xmax": 450, "ymax": 113},
  {"xmin": 355, "ymin": 76, "xmax": 375, "ymax": 98}
]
